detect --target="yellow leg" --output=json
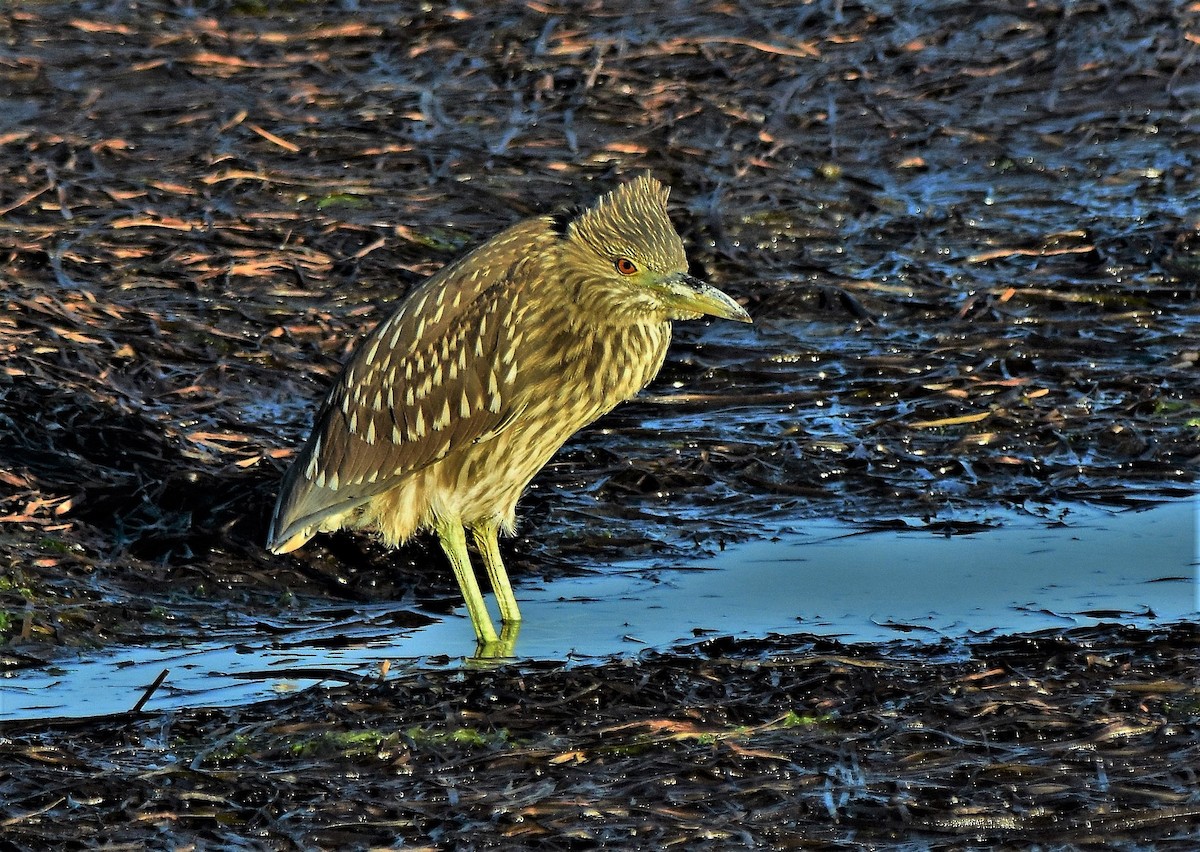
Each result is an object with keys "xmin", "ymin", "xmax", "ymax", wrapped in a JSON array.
[
  {"xmin": 472, "ymin": 520, "xmax": 522, "ymax": 625},
  {"xmin": 435, "ymin": 518, "xmax": 499, "ymax": 647},
  {"xmin": 467, "ymin": 620, "xmax": 520, "ymax": 664}
]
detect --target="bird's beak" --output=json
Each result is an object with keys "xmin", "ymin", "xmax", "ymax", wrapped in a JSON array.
[{"xmin": 663, "ymin": 273, "xmax": 752, "ymax": 323}]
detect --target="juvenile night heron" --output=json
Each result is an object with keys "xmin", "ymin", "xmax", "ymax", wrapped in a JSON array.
[{"xmin": 267, "ymin": 175, "xmax": 751, "ymax": 653}]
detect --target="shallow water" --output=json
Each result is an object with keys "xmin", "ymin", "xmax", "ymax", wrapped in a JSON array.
[{"xmin": 2, "ymin": 498, "xmax": 1195, "ymax": 721}]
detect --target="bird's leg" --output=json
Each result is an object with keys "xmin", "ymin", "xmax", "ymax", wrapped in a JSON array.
[
  {"xmin": 467, "ymin": 620, "xmax": 520, "ymax": 664},
  {"xmin": 472, "ymin": 520, "xmax": 522, "ymax": 625},
  {"xmin": 435, "ymin": 518, "xmax": 500, "ymax": 646}
]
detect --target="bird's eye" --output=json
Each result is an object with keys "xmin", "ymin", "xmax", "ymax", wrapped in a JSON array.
[{"xmin": 614, "ymin": 257, "xmax": 638, "ymax": 275}]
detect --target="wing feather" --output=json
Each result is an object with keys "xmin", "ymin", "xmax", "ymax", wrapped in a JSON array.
[{"xmin": 268, "ymin": 221, "xmax": 546, "ymax": 551}]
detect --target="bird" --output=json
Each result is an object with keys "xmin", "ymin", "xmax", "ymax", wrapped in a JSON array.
[{"xmin": 267, "ymin": 174, "xmax": 751, "ymax": 655}]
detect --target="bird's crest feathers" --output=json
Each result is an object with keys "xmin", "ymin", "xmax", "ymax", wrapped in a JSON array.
[
  {"xmin": 563, "ymin": 174, "xmax": 684, "ymax": 271},
  {"xmin": 570, "ymin": 173, "xmax": 669, "ymax": 234}
]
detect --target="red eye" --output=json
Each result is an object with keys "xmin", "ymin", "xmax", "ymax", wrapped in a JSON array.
[{"xmin": 614, "ymin": 257, "xmax": 638, "ymax": 275}]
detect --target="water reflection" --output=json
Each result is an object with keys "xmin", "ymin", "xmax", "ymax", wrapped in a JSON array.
[{"xmin": 2, "ymin": 498, "xmax": 1194, "ymax": 720}]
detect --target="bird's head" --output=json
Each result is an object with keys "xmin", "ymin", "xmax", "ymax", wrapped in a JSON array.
[{"xmin": 554, "ymin": 174, "xmax": 752, "ymax": 324}]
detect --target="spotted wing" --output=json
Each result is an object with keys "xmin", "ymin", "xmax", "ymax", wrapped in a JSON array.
[{"xmin": 268, "ymin": 230, "xmax": 538, "ymax": 552}]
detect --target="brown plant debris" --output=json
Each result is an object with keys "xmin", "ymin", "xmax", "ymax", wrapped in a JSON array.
[
  {"xmin": 1, "ymin": 0, "xmax": 1199, "ymax": 845},
  {"xmin": 4, "ymin": 626, "xmax": 1200, "ymax": 848}
]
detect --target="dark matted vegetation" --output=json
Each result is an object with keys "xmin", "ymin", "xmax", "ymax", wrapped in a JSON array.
[{"xmin": 1, "ymin": 0, "xmax": 1198, "ymax": 846}]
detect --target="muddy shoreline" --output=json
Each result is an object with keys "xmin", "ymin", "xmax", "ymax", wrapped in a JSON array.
[
  {"xmin": 2, "ymin": 0, "xmax": 1199, "ymax": 846},
  {"xmin": 7, "ymin": 626, "xmax": 1200, "ymax": 848}
]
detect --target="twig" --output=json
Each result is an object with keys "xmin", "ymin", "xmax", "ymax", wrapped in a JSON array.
[
  {"xmin": 0, "ymin": 181, "xmax": 54, "ymax": 217},
  {"xmin": 1, "ymin": 797, "xmax": 67, "ymax": 828},
  {"xmin": 131, "ymin": 668, "xmax": 169, "ymax": 713}
]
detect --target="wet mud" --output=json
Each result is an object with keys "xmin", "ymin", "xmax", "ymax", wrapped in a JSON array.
[{"xmin": 1, "ymin": 0, "xmax": 1199, "ymax": 847}]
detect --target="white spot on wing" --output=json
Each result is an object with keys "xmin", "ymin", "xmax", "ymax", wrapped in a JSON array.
[
  {"xmin": 433, "ymin": 398, "xmax": 450, "ymax": 431},
  {"xmin": 487, "ymin": 369, "xmax": 502, "ymax": 413},
  {"xmin": 412, "ymin": 292, "xmax": 429, "ymax": 320}
]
